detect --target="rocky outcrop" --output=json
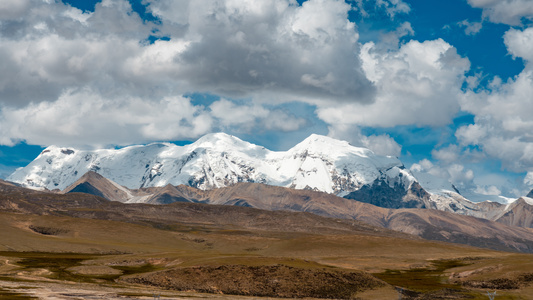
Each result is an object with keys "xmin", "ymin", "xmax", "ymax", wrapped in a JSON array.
[{"xmin": 343, "ymin": 180, "xmax": 432, "ymax": 209}]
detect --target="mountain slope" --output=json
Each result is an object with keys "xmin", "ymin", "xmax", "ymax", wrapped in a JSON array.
[
  {"xmin": 492, "ymin": 198, "xmax": 533, "ymax": 228},
  {"xmin": 4, "ymin": 179, "xmax": 533, "ymax": 253},
  {"xmin": 46, "ymin": 173, "xmax": 533, "ymax": 252},
  {"xmin": 8, "ymin": 133, "xmax": 533, "ymax": 220},
  {"xmin": 62, "ymin": 171, "xmax": 133, "ymax": 202},
  {"xmin": 196, "ymin": 182, "xmax": 533, "ymax": 252}
]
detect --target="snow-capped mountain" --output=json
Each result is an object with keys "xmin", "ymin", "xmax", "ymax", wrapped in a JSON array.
[
  {"xmin": 8, "ymin": 133, "xmax": 415, "ymax": 196},
  {"xmin": 8, "ymin": 132, "xmax": 532, "ymax": 222}
]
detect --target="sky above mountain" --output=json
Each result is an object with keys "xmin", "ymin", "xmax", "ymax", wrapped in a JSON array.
[{"xmin": 0, "ymin": 0, "xmax": 532, "ymax": 201}]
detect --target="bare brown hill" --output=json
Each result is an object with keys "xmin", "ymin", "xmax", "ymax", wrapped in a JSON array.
[
  {"xmin": 495, "ymin": 198, "xmax": 533, "ymax": 228},
  {"xmin": 62, "ymin": 171, "xmax": 132, "ymax": 202},
  {"xmin": 62, "ymin": 172, "xmax": 533, "ymax": 230},
  {"xmin": 142, "ymin": 184, "xmax": 196, "ymax": 204},
  {"xmin": 198, "ymin": 182, "xmax": 533, "ymax": 252},
  {"xmin": 3, "ymin": 179, "xmax": 533, "ymax": 253},
  {"xmin": 0, "ymin": 180, "xmax": 400, "ymax": 238}
]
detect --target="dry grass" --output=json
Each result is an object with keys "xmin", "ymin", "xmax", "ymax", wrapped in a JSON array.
[
  {"xmin": 124, "ymin": 264, "xmax": 386, "ymax": 299},
  {"xmin": 1, "ymin": 209, "xmax": 533, "ymax": 299}
]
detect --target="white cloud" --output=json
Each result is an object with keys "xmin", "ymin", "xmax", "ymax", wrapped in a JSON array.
[
  {"xmin": 457, "ymin": 29, "xmax": 533, "ymax": 172},
  {"xmin": 362, "ymin": 134, "xmax": 402, "ymax": 157},
  {"xmin": 524, "ymin": 171, "xmax": 533, "ymax": 186},
  {"xmin": 209, "ymin": 99, "xmax": 307, "ymax": 132},
  {"xmin": 327, "ymin": 124, "xmax": 402, "ymax": 156},
  {"xmin": 448, "ymin": 164, "xmax": 475, "ymax": 185},
  {"xmin": 317, "ymin": 38, "xmax": 469, "ymax": 127},
  {"xmin": 410, "ymin": 159, "xmax": 475, "ymax": 192},
  {"xmin": 455, "ymin": 123, "xmax": 489, "ymax": 146},
  {"xmin": 457, "ymin": 19, "xmax": 483, "ymax": 35},
  {"xmin": 432, "ymin": 145, "xmax": 460, "ymax": 163},
  {"xmin": 474, "ymin": 185, "xmax": 502, "ymax": 196},
  {"xmin": 0, "ymin": 88, "xmax": 310, "ymax": 148},
  {"xmin": 378, "ymin": 21, "xmax": 414, "ymax": 49},
  {"xmin": 0, "ymin": 0, "xmax": 377, "ymax": 147},
  {"xmin": 504, "ymin": 27, "xmax": 533, "ymax": 62},
  {"xmin": 0, "ymin": 0, "xmax": 154, "ymax": 107},
  {"xmin": 351, "ymin": 0, "xmax": 410, "ymax": 18},
  {"xmin": 0, "ymin": 89, "xmax": 213, "ymax": 147},
  {"xmin": 145, "ymin": 0, "xmax": 375, "ymax": 103},
  {"xmin": 467, "ymin": 0, "xmax": 533, "ymax": 26},
  {"xmin": 455, "ymin": 27, "xmax": 533, "ymax": 176},
  {"xmin": 0, "ymin": 0, "xmax": 30, "ymax": 19}
]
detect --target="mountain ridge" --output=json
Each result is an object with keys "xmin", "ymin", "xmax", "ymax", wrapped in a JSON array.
[
  {"xmin": 4, "ymin": 177, "xmax": 533, "ymax": 253},
  {"xmin": 7, "ymin": 133, "xmax": 532, "ymax": 223},
  {"xmin": 7, "ymin": 132, "xmax": 416, "ymax": 194},
  {"xmin": 61, "ymin": 171, "xmax": 533, "ymax": 230}
]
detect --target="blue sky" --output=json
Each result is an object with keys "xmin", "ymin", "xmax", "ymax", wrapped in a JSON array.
[{"xmin": 1, "ymin": 0, "xmax": 533, "ymax": 202}]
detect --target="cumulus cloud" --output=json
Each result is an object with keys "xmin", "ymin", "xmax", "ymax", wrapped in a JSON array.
[
  {"xmin": 351, "ymin": 0, "xmax": 410, "ymax": 18},
  {"xmin": 432, "ymin": 145, "xmax": 460, "ymax": 163},
  {"xmin": 448, "ymin": 164, "xmax": 475, "ymax": 186},
  {"xmin": 0, "ymin": 89, "xmax": 213, "ymax": 147},
  {"xmin": 410, "ymin": 159, "xmax": 475, "ymax": 193},
  {"xmin": 0, "ymin": 0, "xmax": 379, "ymax": 147},
  {"xmin": 449, "ymin": 26, "xmax": 533, "ymax": 199},
  {"xmin": 317, "ymin": 38, "xmax": 469, "ymax": 128},
  {"xmin": 409, "ymin": 157, "xmax": 521, "ymax": 202},
  {"xmin": 474, "ymin": 185, "xmax": 501, "ymax": 196},
  {"xmin": 378, "ymin": 21, "xmax": 414, "ymax": 49},
  {"xmin": 327, "ymin": 124, "xmax": 402, "ymax": 156},
  {"xmin": 457, "ymin": 19, "xmax": 483, "ymax": 35},
  {"xmin": 0, "ymin": 0, "xmax": 154, "ymax": 107},
  {"xmin": 457, "ymin": 27, "xmax": 533, "ymax": 173},
  {"xmin": 209, "ymin": 99, "xmax": 307, "ymax": 133},
  {"xmin": 504, "ymin": 27, "xmax": 533, "ymax": 61},
  {"xmin": 0, "ymin": 88, "xmax": 311, "ymax": 148},
  {"xmin": 467, "ymin": 0, "xmax": 533, "ymax": 26},
  {"xmin": 0, "ymin": 0, "xmax": 30, "ymax": 20},
  {"xmin": 145, "ymin": 0, "xmax": 375, "ymax": 102}
]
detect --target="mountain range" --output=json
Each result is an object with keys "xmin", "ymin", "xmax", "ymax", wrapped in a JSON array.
[
  {"xmin": 1, "ymin": 175, "xmax": 533, "ymax": 253},
  {"xmin": 7, "ymin": 132, "xmax": 533, "ymax": 227},
  {"xmin": 3, "ymin": 133, "xmax": 533, "ymax": 299}
]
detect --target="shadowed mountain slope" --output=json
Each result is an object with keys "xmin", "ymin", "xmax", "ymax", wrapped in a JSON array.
[
  {"xmin": 198, "ymin": 182, "xmax": 533, "ymax": 253},
  {"xmin": 62, "ymin": 171, "xmax": 132, "ymax": 202}
]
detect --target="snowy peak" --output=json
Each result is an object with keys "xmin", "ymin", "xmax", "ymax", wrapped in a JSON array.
[
  {"xmin": 11, "ymin": 132, "xmax": 530, "ymax": 226},
  {"xmin": 189, "ymin": 132, "xmax": 265, "ymax": 155},
  {"xmin": 192, "ymin": 132, "xmax": 246, "ymax": 148},
  {"xmin": 290, "ymin": 134, "xmax": 373, "ymax": 158},
  {"xmin": 8, "ymin": 133, "xmax": 428, "ymax": 206}
]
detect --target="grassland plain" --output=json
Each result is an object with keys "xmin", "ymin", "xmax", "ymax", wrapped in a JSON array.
[
  {"xmin": 0, "ymin": 209, "xmax": 533, "ymax": 299},
  {"xmin": 1, "ymin": 179, "xmax": 533, "ymax": 299}
]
